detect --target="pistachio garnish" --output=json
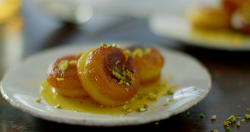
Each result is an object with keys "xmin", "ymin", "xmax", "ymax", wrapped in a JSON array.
[
  {"xmin": 35, "ymin": 98, "xmax": 41, "ymax": 102},
  {"xmin": 227, "ymin": 115, "xmax": 236, "ymax": 122},
  {"xmin": 56, "ymin": 78, "xmax": 64, "ymax": 81},
  {"xmin": 211, "ymin": 115, "xmax": 216, "ymax": 120}
]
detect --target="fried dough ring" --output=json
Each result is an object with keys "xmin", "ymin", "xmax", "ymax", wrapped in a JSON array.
[
  {"xmin": 77, "ymin": 47, "xmax": 140, "ymax": 106},
  {"xmin": 46, "ymin": 55, "xmax": 88, "ymax": 98},
  {"xmin": 186, "ymin": 5, "xmax": 231, "ymax": 30},
  {"xmin": 127, "ymin": 45, "xmax": 164, "ymax": 85}
]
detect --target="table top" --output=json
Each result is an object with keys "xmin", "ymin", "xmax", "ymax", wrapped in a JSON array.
[{"xmin": 1, "ymin": 1, "xmax": 250, "ymax": 132}]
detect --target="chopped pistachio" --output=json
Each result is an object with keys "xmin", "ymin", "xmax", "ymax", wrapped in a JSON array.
[
  {"xmin": 154, "ymin": 122, "xmax": 159, "ymax": 125},
  {"xmin": 59, "ymin": 60, "xmax": 68, "ymax": 71},
  {"xmin": 247, "ymin": 108, "xmax": 250, "ymax": 111},
  {"xmin": 241, "ymin": 119, "xmax": 245, "ymax": 122},
  {"xmin": 35, "ymin": 98, "xmax": 41, "ymax": 102},
  {"xmin": 245, "ymin": 114, "xmax": 250, "ymax": 119},
  {"xmin": 100, "ymin": 43, "xmax": 106, "ymax": 47},
  {"xmin": 237, "ymin": 117, "xmax": 241, "ymax": 119},
  {"xmin": 236, "ymin": 121, "xmax": 241, "ymax": 127},
  {"xmin": 56, "ymin": 78, "xmax": 64, "ymax": 81},
  {"xmin": 200, "ymin": 113, "xmax": 203, "ymax": 117},
  {"xmin": 226, "ymin": 126, "xmax": 232, "ymax": 132},
  {"xmin": 132, "ymin": 48, "xmax": 143, "ymax": 58},
  {"xmin": 223, "ymin": 121, "xmax": 229, "ymax": 126},
  {"xmin": 135, "ymin": 104, "xmax": 145, "ymax": 112},
  {"xmin": 211, "ymin": 115, "xmax": 216, "ymax": 120},
  {"xmin": 112, "ymin": 70, "xmax": 123, "ymax": 79},
  {"xmin": 227, "ymin": 115, "xmax": 236, "ymax": 122},
  {"xmin": 139, "ymin": 107, "xmax": 146, "ymax": 112},
  {"xmin": 130, "ymin": 80, "xmax": 134, "ymax": 84},
  {"xmin": 112, "ymin": 43, "xmax": 116, "ymax": 47},
  {"xmin": 168, "ymin": 99, "xmax": 175, "ymax": 101},
  {"xmin": 126, "ymin": 109, "xmax": 133, "ymax": 113},
  {"xmin": 115, "ymin": 60, "xmax": 120, "ymax": 64},
  {"xmin": 144, "ymin": 47, "xmax": 151, "ymax": 55},
  {"xmin": 107, "ymin": 45, "xmax": 112, "ymax": 48},
  {"xmin": 147, "ymin": 93, "xmax": 157, "ymax": 101},
  {"xmin": 55, "ymin": 104, "xmax": 61, "ymax": 108},
  {"xmin": 163, "ymin": 103, "xmax": 169, "ymax": 106},
  {"xmin": 167, "ymin": 88, "xmax": 174, "ymax": 95},
  {"xmin": 125, "ymin": 82, "xmax": 130, "ymax": 86},
  {"xmin": 68, "ymin": 60, "xmax": 77, "ymax": 66},
  {"xmin": 119, "ymin": 80, "xmax": 124, "ymax": 84}
]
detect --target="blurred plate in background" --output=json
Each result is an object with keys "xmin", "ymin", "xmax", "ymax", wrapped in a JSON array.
[
  {"xmin": 148, "ymin": 0, "xmax": 250, "ymax": 51},
  {"xmin": 149, "ymin": 14, "xmax": 250, "ymax": 51}
]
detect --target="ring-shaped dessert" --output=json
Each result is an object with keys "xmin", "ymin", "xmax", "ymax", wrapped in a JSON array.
[
  {"xmin": 77, "ymin": 45, "xmax": 140, "ymax": 106},
  {"xmin": 46, "ymin": 55, "xmax": 88, "ymax": 98},
  {"xmin": 126, "ymin": 45, "xmax": 164, "ymax": 85},
  {"xmin": 186, "ymin": 5, "xmax": 231, "ymax": 30}
]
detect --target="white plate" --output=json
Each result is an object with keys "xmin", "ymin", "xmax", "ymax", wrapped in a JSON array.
[
  {"xmin": 1, "ymin": 42, "xmax": 211, "ymax": 126},
  {"xmin": 149, "ymin": 14, "xmax": 250, "ymax": 51}
]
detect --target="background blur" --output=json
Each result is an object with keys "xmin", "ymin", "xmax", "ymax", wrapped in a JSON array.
[
  {"xmin": 0, "ymin": 0, "xmax": 219, "ymax": 80},
  {"xmin": 1, "ymin": 0, "xmax": 250, "ymax": 131}
]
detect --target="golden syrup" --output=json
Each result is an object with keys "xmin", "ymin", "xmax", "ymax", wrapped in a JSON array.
[
  {"xmin": 40, "ymin": 80, "xmax": 170, "ymax": 114},
  {"xmin": 191, "ymin": 27, "xmax": 250, "ymax": 47}
]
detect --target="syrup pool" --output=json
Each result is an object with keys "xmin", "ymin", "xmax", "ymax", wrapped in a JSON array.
[{"xmin": 40, "ymin": 80, "xmax": 172, "ymax": 114}]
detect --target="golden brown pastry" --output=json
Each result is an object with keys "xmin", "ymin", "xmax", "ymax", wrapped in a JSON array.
[
  {"xmin": 186, "ymin": 5, "xmax": 231, "ymax": 30},
  {"xmin": 47, "ymin": 55, "xmax": 88, "ymax": 98},
  {"xmin": 77, "ymin": 44, "xmax": 140, "ymax": 106},
  {"xmin": 126, "ymin": 45, "xmax": 164, "ymax": 85}
]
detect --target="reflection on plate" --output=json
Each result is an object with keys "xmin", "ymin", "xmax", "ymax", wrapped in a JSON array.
[
  {"xmin": 149, "ymin": 14, "xmax": 250, "ymax": 51},
  {"xmin": 0, "ymin": 42, "xmax": 211, "ymax": 126}
]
